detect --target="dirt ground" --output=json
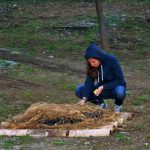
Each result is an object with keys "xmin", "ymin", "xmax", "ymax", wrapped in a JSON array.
[{"xmin": 0, "ymin": 1, "xmax": 150, "ymax": 150}]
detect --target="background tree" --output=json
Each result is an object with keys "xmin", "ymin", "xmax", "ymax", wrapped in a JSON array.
[{"xmin": 95, "ymin": 0, "xmax": 110, "ymax": 50}]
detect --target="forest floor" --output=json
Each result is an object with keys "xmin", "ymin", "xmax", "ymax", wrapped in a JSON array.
[{"xmin": 0, "ymin": 1, "xmax": 150, "ymax": 149}]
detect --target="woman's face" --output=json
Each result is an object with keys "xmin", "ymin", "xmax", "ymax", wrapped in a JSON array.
[{"xmin": 87, "ymin": 58, "xmax": 101, "ymax": 68}]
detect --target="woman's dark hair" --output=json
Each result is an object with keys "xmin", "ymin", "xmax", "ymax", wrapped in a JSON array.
[{"xmin": 86, "ymin": 61, "xmax": 98, "ymax": 78}]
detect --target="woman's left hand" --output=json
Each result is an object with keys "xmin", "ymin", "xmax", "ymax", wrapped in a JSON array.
[
  {"xmin": 77, "ymin": 99, "xmax": 86, "ymax": 105},
  {"xmin": 94, "ymin": 86, "xmax": 104, "ymax": 96}
]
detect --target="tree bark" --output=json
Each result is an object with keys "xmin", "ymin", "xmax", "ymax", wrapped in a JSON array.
[{"xmin": 95, "ymin": 0, "xmax": 110, "ymax": 50}]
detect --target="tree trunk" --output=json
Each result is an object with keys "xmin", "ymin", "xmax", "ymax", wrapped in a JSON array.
[{"xmin": 95, "ymin": 0, "xmax": 110, "ymax": 50}]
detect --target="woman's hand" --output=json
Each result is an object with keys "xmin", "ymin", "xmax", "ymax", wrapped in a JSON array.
[
  {"xmin": 77, "ymin": 99, "xmax": 86, "ymax": 105},
  {"xmin": 94, "ymin": 86, "xmax": 104, "ymax": 96}
]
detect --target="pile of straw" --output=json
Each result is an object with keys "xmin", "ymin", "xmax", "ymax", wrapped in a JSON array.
[{"xmin": 0, "ymin": 102, "xmax": 118, "ymax": 130}]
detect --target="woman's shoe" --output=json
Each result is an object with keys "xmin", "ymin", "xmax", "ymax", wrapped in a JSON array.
[
  {"xmin": 114, "ymin": 105, "xmax": 122, "ymax": 112},
  {"xmin": 99, "ymin": 102, "xmax": 108, "ymax": 109}
]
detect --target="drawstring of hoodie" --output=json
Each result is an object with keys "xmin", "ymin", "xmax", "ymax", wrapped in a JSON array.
[
  {"xmin": 101, "ymin": 65, "xmax": 103, "ymax": 82},
  {"xmin": 97, "ymin": 65, "xmax": 103, "ymax": 83}
]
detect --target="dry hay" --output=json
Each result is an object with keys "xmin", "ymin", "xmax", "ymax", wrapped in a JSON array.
[{"xmin": 0, "ymin": 102, "xmax": 118, "ymax": 130}]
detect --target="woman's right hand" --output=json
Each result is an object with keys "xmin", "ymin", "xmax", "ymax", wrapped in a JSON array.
[{"xmin": 77, "ymin": 99, "xmax": 86, "ymax": 105}]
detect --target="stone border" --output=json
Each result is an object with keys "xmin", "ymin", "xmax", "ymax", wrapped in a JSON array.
[{"xmin": 0, "ymin": 112, "xmax": 133, "ymax": 137}]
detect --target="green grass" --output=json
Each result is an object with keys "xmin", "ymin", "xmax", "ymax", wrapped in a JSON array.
[
  {"xmin": 106, "ymin": 14, "xmax": 124, "ymax": 28},
  {"xmin": 6, "ymin": 63, "xmax": 78, "ymax": 84},
  {"xmin": 0, "ymin": 93, "xmax": 15, "ymax": 119},
  {"xmin": 133, "ymin": 123, "xmax": 145, "ymax": 130},
  {"xmin": 114, "ymin": 133, "xmax": 132, "ymax": 144},
  {"xmin": 6, "ymin": 64, "xmax": 36, "ymax": 79},
  {"xmin": 17, "ymin": 135, "xmax": 34, "ymax": 144},
  {"xmin": 128, "ymin": 0, "xmax": 150, "ymax": 5},
  {"xmin": 136, "ymin": 37, "xmax": 150, "ymax": 53},
  {"xmin": 1, "ymin": 63, "xmax": 79, "ymax": 104},
  {"xmin": 0, "ymin": 59, "xmax": 17, "ymax": 69},
  {"xmin": 3, "ymin": 139, "xmax": 15, "ymax": 149},
  {"xmin": 132, "ymin": 95, "xmax": 150, "ymax": 105},
  {"xmin": 54, "ymin": 80, "xmax": 76, "ymax": 91},
  {"xmin": 105, "ymin": 12, "xmax": 150, "ymax": 54},
  {"xmin": 22, "ymin": 91, "xmax": 36, "ymax": 101},
  {"xmin": 52, "ymin": 138, "xmax": 65, "ymax": 146},
  {"xmin": 0, "ymin": 0, "xmax": 97, "ymax": 58},
  {"xmin": 0, "ymin": 135, "xmax": 34, "ymax": 149},
  {"xmin": 0, "ymin": 105, "xmax": 14, "ymax": 118},
  {"xmin": 142, "ymin": 143, "xmax": 149, "ymax": 150},
  {"xmin": 129, "ymin": 147, "xmax": 136, "ymax": 150},
  {"xmin": 1, "ymin": 0, "xmax": 150, "ymax": 5},
  {"xmin": 1, "ymin": 1, "xmax": 149, "ymax": 58},
  {"xmin": 145, "ymin": 134, "xmax": 150, "ymax": 139},
  {"xmin": 0, "ymin": 0, "xmax": 52, "ymax": 4},
  {"xmin": 106, "ymin": 0, "xmax": 150, "ymax": 5},
  {"xmin": 1, "ymin": 17, "xmax": 94, "ymax": 58},
  {"xmin": 137, "ymin": 95, "xmax": 149, "ymax": 102}
]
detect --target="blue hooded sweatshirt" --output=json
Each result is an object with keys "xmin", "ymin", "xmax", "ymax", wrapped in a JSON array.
[{"xmin": 82, "ymin": 44, "xmax": 126, "ymax": 99}]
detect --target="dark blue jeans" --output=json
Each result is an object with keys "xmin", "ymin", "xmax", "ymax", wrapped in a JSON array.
[{"xmin": 75, "ymin": 84, "xmax": 126, "ymax": 106}]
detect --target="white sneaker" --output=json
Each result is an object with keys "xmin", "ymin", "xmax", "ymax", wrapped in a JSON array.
[
  {"xmin": 115, "ymin": 105, "xmax": 122, "ymax": 112},
  {"xmin": 99, "ymin": 102, "xmax": 108, "ymax": 109}
]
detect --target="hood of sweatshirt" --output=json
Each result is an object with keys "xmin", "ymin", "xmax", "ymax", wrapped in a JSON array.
[{"xmin": 84, "ymin": 44, "xmax": 106, "ymax": 63}]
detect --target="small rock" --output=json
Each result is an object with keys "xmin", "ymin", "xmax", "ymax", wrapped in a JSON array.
[
  {"xmin": 48, "ymin": 55, "xmax": 54, "ymax": 58},
  {"xmin": 0, "ymin": 122, "xmax": 9, "ymax": 127},
  {"xmin": 13, "ymin": 4, "xmax": 17, "ymax": 7},
  {"xmin": 11, "ymin": 51, "xmax": 20, "ymax": 55},
  {"xmin": 84, "ymin": 141, "xmax": 90, "ymax": 145},
  {"xmin": 119, "ymin": 131, "xmax": 129, "ymax": 134},
  {"xmin": 144, "ymin": 143, "xmax": 149, "ymax": 146}
]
